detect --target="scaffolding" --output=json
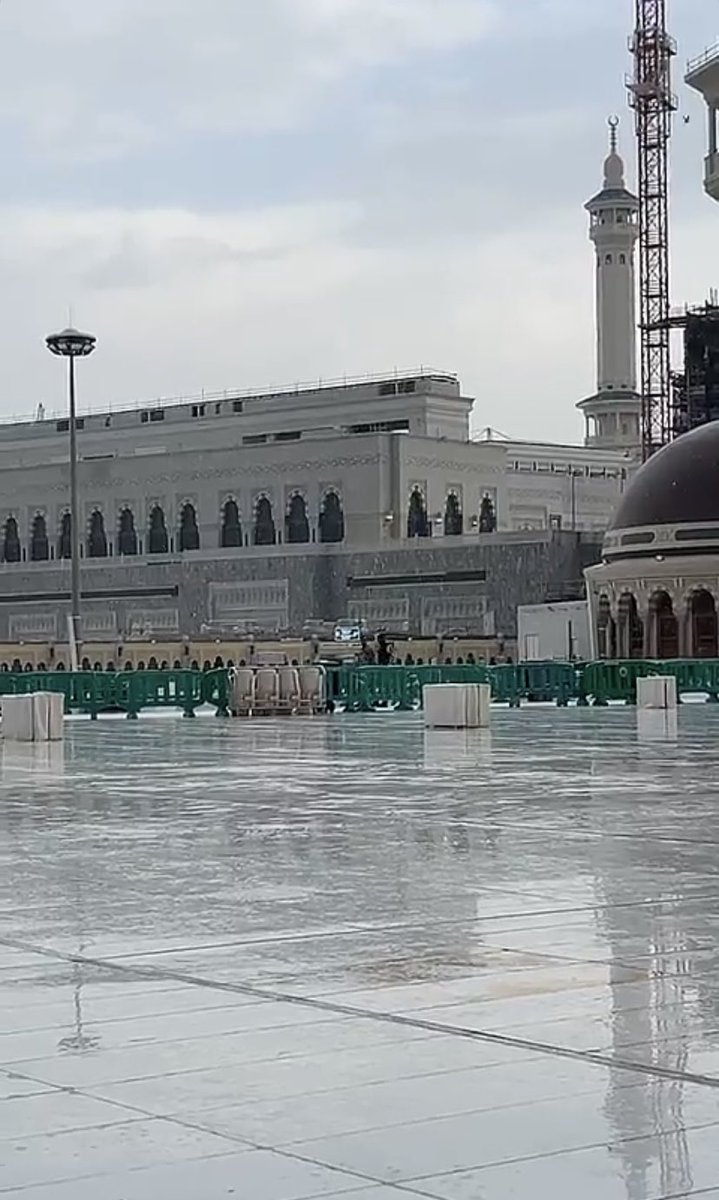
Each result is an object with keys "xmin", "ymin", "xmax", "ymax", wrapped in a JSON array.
[
  {"xmin": 628, "ymin": 0, "xmax": 677, "ymax": 458},
  {"xmin": 670, "ymin": 305, "xmax": 719, "ymax": 435}
]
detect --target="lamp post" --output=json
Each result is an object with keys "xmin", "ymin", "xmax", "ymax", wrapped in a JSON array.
[
  {"xmin": 568, "ymin": 467, "xmax": 582, "ymax": 532},
  {"xmin": 45, "ymin": 326, "xmax": 97, "ymax": 668}
]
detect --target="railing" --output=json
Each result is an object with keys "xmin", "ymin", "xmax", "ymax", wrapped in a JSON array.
[
  {"xmin": 326, "ymin": 660, "xmax": 719, "ymax": 710},
  {"xmin": 0, "ymin": 669, "xmax": 231, "ymax": 718},
  {"xmin": 687, "ymin": 44, "xmax": 719, "ymax": 77},
  {"xmin": 0, "ymin": 367, "xmax": 458, "ymax": 427},
  {"xmin": 4, "ymin": 660, "xmax": 719, "ymax": 717},
  {"xmin": 325, "ymin": 662, "xmax": 582, "ymax": 711},
  {"xmin": 581, "ymin": 659, "xmax": 719, "ymax": 705}
]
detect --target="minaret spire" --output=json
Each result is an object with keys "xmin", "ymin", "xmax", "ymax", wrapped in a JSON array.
[{"xmin": 576, "ymin": 119, "xmax": 642, "ymax": 459}]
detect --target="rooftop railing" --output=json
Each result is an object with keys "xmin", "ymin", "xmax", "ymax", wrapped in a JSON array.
[
  {"xmin": 687, "ymin": 43, "xmax": 719, "ymax": 77},
  {"xmin": 0, "ymin": 367, "xmax": 458, "ymax": 429}
]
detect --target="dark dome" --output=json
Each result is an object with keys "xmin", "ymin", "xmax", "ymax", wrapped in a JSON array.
[{"xmin": 611, "ymin": 422, "xmax": 719, "ymax": 530}]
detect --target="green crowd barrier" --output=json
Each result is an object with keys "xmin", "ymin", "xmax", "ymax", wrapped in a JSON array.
[
  {"xmin": 0, "ymin": 669, "xmax": 231, "ymax": 719},
  {"xmin": 580, "ymin": 658, "xmax": 719, "ymax": 705},
  {"xmin": 5, "ymin": 660, "xmax": 719, "ymax": 718},
  {"xmin": 327, "ymin": 659, "xmax": 719, "ymax": 710}
]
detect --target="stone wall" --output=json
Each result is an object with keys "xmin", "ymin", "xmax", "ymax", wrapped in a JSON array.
[{"xmin": 0, "ymin": 531, "xmax": 601, "ymax": 640}]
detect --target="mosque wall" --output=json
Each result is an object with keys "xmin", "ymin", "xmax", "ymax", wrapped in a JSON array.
[{"xmin": 0, "ymin": 532, "xmax": 599, "ymax": 641}]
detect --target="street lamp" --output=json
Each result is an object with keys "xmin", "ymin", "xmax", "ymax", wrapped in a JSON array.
[
  {"xmin": 567, "ymin": 466, "xmax": 583, "ymax": 532},
  {"xmin": 45, "ymin": 326, "xmax": 97, "ymax": 668}
]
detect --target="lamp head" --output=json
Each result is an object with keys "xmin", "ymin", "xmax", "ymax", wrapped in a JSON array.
[{"xmin": 46, "ymin": 327, "xmax": 97, "ymax": 358}]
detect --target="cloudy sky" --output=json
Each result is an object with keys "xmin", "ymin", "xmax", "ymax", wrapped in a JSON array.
[{"xmin": 0, "ymin": 0, "xmax": 716, "ymax": 441}]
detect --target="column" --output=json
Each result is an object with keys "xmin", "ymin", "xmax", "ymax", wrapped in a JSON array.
[
  {"xmin": 677, "ymin": 601, "xmax": 691, "ymax": 658},
  {"xmin": 643, "ymin": 604, "xmax": 655, "ymax": 659}
]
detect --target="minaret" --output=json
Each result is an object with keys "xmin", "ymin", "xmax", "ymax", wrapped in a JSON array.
[{"xmin": 577, "ymin": 118, "xmax": 641, "ymax": 457}]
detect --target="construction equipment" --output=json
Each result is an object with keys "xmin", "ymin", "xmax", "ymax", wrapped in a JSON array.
[{"xmin": 628, "ymin": 0, "xmax": 677, "ymax": 459}]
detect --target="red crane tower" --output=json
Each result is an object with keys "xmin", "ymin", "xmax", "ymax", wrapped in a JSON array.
[{"xmin": 628, "ymin": 0, "xmax": 677, "ymax": 460}]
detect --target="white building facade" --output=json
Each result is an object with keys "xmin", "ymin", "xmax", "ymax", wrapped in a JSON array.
[
  {"xmin": 687, "ymin": 45, "xmax": 719, "ymax": 202},
  {"xmin": 0, "ymin": 372, "xmax": 628, "ymax": 566}
]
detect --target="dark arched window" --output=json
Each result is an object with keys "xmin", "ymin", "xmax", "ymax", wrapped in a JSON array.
[
  {"xmin": 319, "ymin": 491, "xmax": 344, "ymax": 543},
  {"xmin": 444, "ymin": 492, "xmax": 463, "ymax": 536},
  {"xmin": 58, "ymin": 512, "xmax": 72, "ymax": 559},
  {"xmin": 117, "ymin": 508, "xmax": 138, "ymax": 556},
  {"xmin": 3, "ymin": 516, "xmax": 20, "ymax": 563},
  {"xmin": 148, "ymin": 506, "xmax": 168, "ymax": 554},
  {"xmin": 253, "ymin": 496, "xmax": 276, "ymax": 546},
  {"xmin": 407, "ymin": 489, "xmax": 429, "ymax": 538},
  {"xmin": 286, "ymin": 494, "xmax": 310, "ymax": 544},
  {"xmin": 221, "ymin": 499, "xmax": 242, "ymax": 548},
  {"xmin": 87, "ymin": 510, "xmax": 108, "ymax": 558},
  {"xmin": 479, "ymin": 495, "xmax": 497, "ymax": 533},
  {"xmin": 30, "ymin": 513, "xmax": 49, "ymax": 562},
  {"xmin": 3, "ymin": 517, "xmax": 20, "ymax": 563},
  {"xmin": 179, "ymin": 502, "xmax": 200, "ymax": 551}
]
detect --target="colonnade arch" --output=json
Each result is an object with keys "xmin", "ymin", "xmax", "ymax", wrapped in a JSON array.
[
  {"xmin": 597, "ymin": 595, "xmax": 616, "ymax": 660},
  {"xmin": 616, "ymin": 592, "xmax": 644, "ymax": 659},
  {"xmin": 688, "ymin": 588, "xmax": 718, "ymax": 658},
  {"xmin": 595, "ymin": 584, "xmax": 719, "ymax": 660}
]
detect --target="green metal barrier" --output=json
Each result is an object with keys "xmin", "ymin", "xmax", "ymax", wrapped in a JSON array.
[
  {"xmin": 581, "ymin": 658, "xmax": 719, "ymax": 705},
  {"xmin": 0, "ymin": 669, "xmax": 231, "ymax": 718},
  {"xmin": 326, "ymin": 663, "xmax": 492, "ymax": 712},
  {"xmin": 7, "ymin": 660, "xmax": 719, "ymax": 719},
  {"xmin": 327, "ymin": 658, "xmax": 719, "ymax": 709}
]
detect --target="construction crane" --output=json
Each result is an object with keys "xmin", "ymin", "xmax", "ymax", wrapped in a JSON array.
[{"xmin": 628, "ymin": 0, "xmax": 677, "ymax": 460}]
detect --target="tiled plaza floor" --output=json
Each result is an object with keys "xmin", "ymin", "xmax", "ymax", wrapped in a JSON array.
[{"xmin": 1, "ymin": 706, "xmax": 719, "ymax": 1197}]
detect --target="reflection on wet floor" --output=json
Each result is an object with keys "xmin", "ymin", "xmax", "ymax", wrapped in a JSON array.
[{"xmin": 1, "ymin": 706, "xmax": 719, "ymax": 1197}]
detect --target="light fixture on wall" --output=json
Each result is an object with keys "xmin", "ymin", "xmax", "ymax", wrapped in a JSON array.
[{"xmin": 383, "ymin": 512, "xmax": 394, "ymax": 523}]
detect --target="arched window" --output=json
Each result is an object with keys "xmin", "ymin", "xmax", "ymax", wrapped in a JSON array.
[
  {"xmin": 117, "ymin": 508, "xmax": 138, "ymax": 556},
  {"xmin": 58, "ymin": 512, "xmax": 72, "ymax": 560},
  {"xmin": 617, "ymin": 593, "xmax": 644, "ymax": 659},
  {"xmin": 479, "ymin": 495, "xmax": 497, "ymax": 533},
  {"xmin": 597, "ymin": 595, "xmax": 616, "ymax": 659},
  {"xmin": 286, "ymin": 494, "xmax": 310, "ymax": 544},
  {"xmin": 221, "ymin": 499, "xmax": 242, "ymax": 548},
  {"xmin": 407, "ymin": 489, "xmax": 429, "ymax": 538},
  {"xmin": 253, "ymin": 496, "xmax": 276, "ymax": 546},
  {"xmin": 690, "ymin": 590, "xmax": 718, "ymax": 658},
  {"xmin": 30, "ymin": 513, "xmax": 49, "ymax": 562},
  {"xmin": 319, "ymin": 491, "xmax": 344, "ymax": 543},
  {"xmin": 444, "ymin": 492, "xmax": 463, "ymax": 536},
  {"xmin": 2, "ymin": 516, "xmax": 20, "ymax": 563},
  {"xmin": 178, "ymin": 502, "xmax": 200, "ymax": 551},
  {"xmin": 650, "ymin": 590, "xmax": 678, "ymax": 659},
  {"xmin": 87, "ymin": 510, "xmax": 108, "ymax": 558},
  {"xmin": 148, "ymin": 506, "xmax": 168, "ymax": 554}
]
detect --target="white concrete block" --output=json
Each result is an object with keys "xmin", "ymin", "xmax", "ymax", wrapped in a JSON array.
[
  {"xmin": 2, "ymin": 695, "xmax": 36, "ymax": 742},
  {"xmin": 637, "ymin": 676, "xmax": 678, "ymax": 711},
  {"xmin": 477, "ymin": 683, "xmax": 491, "ymax": 727},
  {"xmin": 1, "ymin": 692, "xmax": 65, "ymax": 742},
  {"xmin": 32, "ymin": 693, "xmax": 50, "ymax": 741},
  {"xmin": 424, "ymin": 684, "xmax": 491, "ymax": 729},
  {"xmin": 42, "ymin": 693, "xmax": 65, "ymax": 741}
]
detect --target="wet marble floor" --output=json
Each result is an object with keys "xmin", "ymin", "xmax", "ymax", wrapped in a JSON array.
[{"xmin": 1, "ymin": 706, "xmax": 719, "ymax": 1197}]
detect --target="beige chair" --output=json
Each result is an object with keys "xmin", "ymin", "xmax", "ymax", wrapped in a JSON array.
[
  {"xmin": 298, "ymin": 666, "xmax": 326, "ymax": 715},
  {"xmin": 232, "ymin": 668, "xmax": 255, "ymax": 717},
  {"xmin": 278, "ymin": 666, "xmax": 301, "ymax": 714},
  {"xmin": 254, "ymin": 667, "xmax": 280, "ymax": 715}
]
